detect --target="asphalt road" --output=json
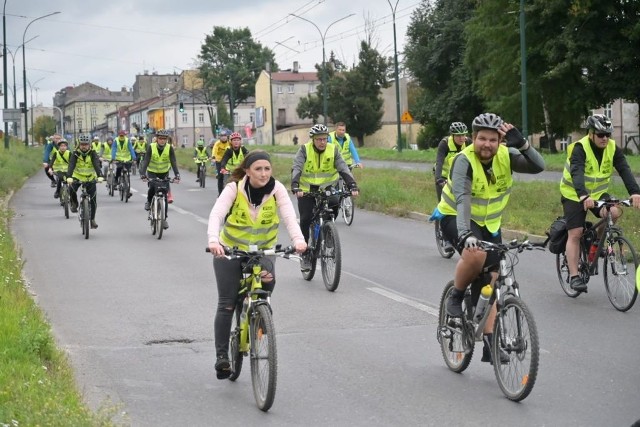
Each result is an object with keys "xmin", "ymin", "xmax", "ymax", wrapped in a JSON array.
[{"xmin": 10, "ymin": 169, "xmax": 640, "ymax": 427}]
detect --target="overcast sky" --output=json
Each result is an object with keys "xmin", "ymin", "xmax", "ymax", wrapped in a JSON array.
[{"xmin": 2, "ymin": 0, "xmax": 420, "ymax": 114}]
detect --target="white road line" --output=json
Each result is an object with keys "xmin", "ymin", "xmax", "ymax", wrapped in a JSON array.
[
  {"xmin": 170, "ymin": 205, "xmax": 208, "ymax": 225},
  {"xmin": 368, "ymin": 287, "xmax": 440, "ymax": 317}
]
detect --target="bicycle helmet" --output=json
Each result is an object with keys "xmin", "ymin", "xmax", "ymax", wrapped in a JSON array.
[
  {"xmin": 586, "ymin": 114, "xmax": 614, "ymax": 133},
  {"xmin": 229, "ymin": 132, "xmax": 242, "ymax": 140},
  {"xmin": 78, "ymin": 134, "xmax": 90, "ymax": 143},
  {"xmin": 309, "ymin": 124, "xmax": 329, "ymax": 137},
  {"xmin": 156, "ymin": 129, "xmax": 170, "ymax": 137},
  {"xmin": 196, "ymin": 139, "xmax": 205, "ymax": 147},
  {"xmin": 219, "ymin": 129, "xmax": 229, "ymax": 137},
  {"xmin": 471, "ymin": 113, "xmax": 503, "ymax": 132},
  {"xmin": 92, "ymin": 136, "xmax": 99, "ymax": 141},
  {"xmin": 449, "ymin": 122, "xmax": 468, "ymax": 135}
]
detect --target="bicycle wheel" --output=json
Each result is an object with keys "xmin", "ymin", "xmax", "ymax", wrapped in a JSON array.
[
  {"xmin": 302, "ymin": 225, "xmax": 318, "ymax": 281},
  {"xmin": 603, "ymin": 236, "xmax": 639, "ymax": 312},
  {"xmin": 228, "ymin": 305, "xmax": 244, "ymax": 381},
  {"xmin": 157, "ymin": 197, "xmax": 165, "ymax": 240},
  {"xmin": 150, "ymin": 197, "xmax": 158, "ymax": 236},
  {"xmin": 124, "ymin": 174, "xmax": 131, "ymax": 203},
  {"xmin": 118, "ymin": 176, "xmax": 125, "ymax": 201},
  {"xmin": 61, "ymin": 185, "xmax": 69, "ymax": 219},
  {"xmin": 435, "ymin": 219, "xmax": 454, "ymax": 259},
  {"xmin": 82, "ymin": 198, "xmax": 90, "ymax": 239},
  {"xmin": 492, "ymin": 297, "xmax": 539, "ymax": 402},
  {"xmin": 200, "ymin": 166, "xmax": 206, "ymax": 188},
  {"xmin": 437, "ymin": 281, "xmax": 474, "ymax": 373},
  {"xmin": 320, "ymin": 221, "xmax": 342, "ymax": 291},
  {"xmin": 555, "ymin": 252, "xmax": 580, "ymax": 298},
  {"xmin": 250, "ymin": 303, "xmax": 277, "ymax": 412},
  {"xmin": 341, "ymin": 195, "xmax": 354, "ymax": 225},
  {"xmin": 109, "ymin": 177, "xmax": 114, "ymax": 197}
]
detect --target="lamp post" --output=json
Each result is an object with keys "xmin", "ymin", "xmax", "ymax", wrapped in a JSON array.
[
  {"xmin": 290, "ymin": 13, "xmax": 355, "ymax": 125},
  {"xmin": 519, "ymin": 0, "xmax": 528, "ymax": 139},
  {"xmin": 50, "ymin": 105, "xmax": 64, "ymax": 136},
  {"xmin": 27, "ymin": 76, "xmax": 44, "ymax": 143},
  {"xmin": 387, "ymin": 0, "xmax": 403, "ymax": 152},
  {"xmin": 9, "ymin": 36, "xmax": 38, "ymax": 136},
  {"xmin": 22, "ymin": 11, "xmax": 60, "ymax": 146},
  {"xmin": 3, "ymin": 0, "xmax": 9, "ymax": 148}
]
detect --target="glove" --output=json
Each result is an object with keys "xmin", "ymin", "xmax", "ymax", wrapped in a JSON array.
[
  {"xmin": 66, "ymin": 178, "xmax": 74, "ymax": 184},
  {"xmin": 505, "ymin": 128, "xmax": 526, "ymax": 149},
  {"xmin": 140, "ymin": 175, "xmax": 147, "ymax": 181},
  {"xmin": 436, "ymin": 178, "xmax": 447, "ymax": 186},
  {"xmin": 97, "ymin": 177, "xmax": 104, "ymax": 183},
  {"xmin": 458, "ymin": 230, "xmax": 479, "ymax": 251},
  {"xmin": 174, "ymin": 175, "xmax": 180, "ymax": 182}
]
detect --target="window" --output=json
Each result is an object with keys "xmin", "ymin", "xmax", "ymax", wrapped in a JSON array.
[
  {"xmin": 77, "ymin": 106, "xmax": 82, "ymax": 115},
  {"xmin": 90, "ymin": 106, "xmax": 97, "ymax": 115},
  {"xmin": 182, "ymin": 113, "xmax": 188, "ymax": 123},
  {"xmin": 288, "ymin": 84, "xmax": 294, "ymax": 94},
  {"xmin": 91, "ymin": 118, "xmax": 97, "ymax": 128},
  {"xmin": 182, "ymin": 135, "xmax": 188, "ymax": 146},
  {"xmin": 603, "ymin": 103, "xmax": 612, "ymax": 119},
  {"xmin": 234, "ymin": 112, "xmax": 239, "ymax": 124},
  {"xmin": 276, "ymin": 85, "xmax": 283, "ymax": 94},
  {"xmin": 77, "ymin": 119, "xmax": 83, "ymax": 131},
  {"xmin": 198, "ymin": 112, "xmax": 204, "ymax": 124},
  {"xmin": 249, "ymin": 112, "xmax": 255, "ymax": 124},
  {"xmin": 308, "ymin": 83, "xmax": 316, "ymax": 93}
]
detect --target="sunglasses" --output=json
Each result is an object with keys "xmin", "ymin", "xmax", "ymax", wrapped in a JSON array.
[
  {"xmin": 314, "ymin": 137, "xmax": 328, "ymax": 142},
  {"xmin": 595, "ymin": 132, "xmax": 611, "ymax": 138}
]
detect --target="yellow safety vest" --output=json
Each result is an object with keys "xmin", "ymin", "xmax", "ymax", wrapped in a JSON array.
[
  {"xmin": 72, "ymin": 151, "xmax": 97, "ymax": 182},
  {"xmin": 330, "ymin": 131, "xmax": 354, "ymax": 165},
  {"xmin": 134, "ymin": 140, "xmax": 147, "ymax": 153},
  {"xmin": 226, "ymin": 149, "xmax": 245, "ymax": 172},
  {"xmin": 559, "ymin": 135, "xmax": 615, "ymax": 202},
  {"xmin": 438, "ymin": 144, "xmax": 513, "ymax": 233},
  {"xmin": 213, "ymin": 140, "xmax": 230, "ymax": 162},
  {"xmin": 91, "ymin": 141, "xmax": 101, "ymax": 152},
  {"xmin": 220, "ymin": 183, "xmax": 279, "ymax": 250},
  {"xmin": 299, "ymin": 142, "xmax": 339, "ymax": 191},
  {"xmin": 440, "ymin": 136, "xmax": 467, "ymax": 179},
  {"xmin": 195, "ymin": 147, "xmax": 208, "ymax": 161},
  {"xmin": 115, "ymin": 138, "xmax": 132, "ymax": 161},
  {"xmin": 49, "ymin": 144, "xmax": 59, "ymax": 162},
  {"xmin": 52, "ymin": 150, "xmax": 70, "ymax": 173},
  {"xmin": 147, "ymin": 143, "xmax": 171, "ymax": 174},
  {"xmin": 102, "ymin": 142, "xmax": 112, "ymax": 157}
]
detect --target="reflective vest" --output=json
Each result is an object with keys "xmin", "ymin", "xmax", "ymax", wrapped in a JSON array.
[
  {"xmin": 72, "ymin": 151, "xmax": 97, "ymax": 181},
  {"xmin": 330, "ymin": 131, "xmax": 354, "ymax": 165},
  {"xmin": 115, "ymin": 138, "xmax": 132, "ymax": 161},
  {"xmin": 91, "ymin": 141, "xmax": 101, "ymax": 152},
  {"xmin": 226, "ymin": 149, "xmax": 245, "ymax": 172},
  {"xmin": 440, "ymin": 136, "xmax": 467, "ymax": 179},
  {"xmin": 438, "ymin": 144, "xmax": 513, "ymax": 233},
  {"xmin": 147, "ymin": 143, "xmax": 171, "ymax": 173},
  {"xmin": 52, "ymin": 150, "xmax": 70, "ymax": 173},
  {"xmin": 49, "ymin": 144, "xmax": 59, "ymax": 162},
  {"xmin": 220, "ymin": 183, "xmax": 279, "ymax": 250},
  {"xmin": 134, "ymin": 140, "xmax": 147, "ymax": 153},
  {"xmin": 213, "ymin": 140, "xmax": 230, "ymax": 162},
  {"xmin": 299, "ymin": 142, "xmax": 339, "ymax": 191},
  {"xmin": 195, "ymin": 146, "xmax": 208, "ymax": 161},
  {"xmin": 102, "ymin": 142, "xmax": 112, "ymax": 157},
  {"xmin": 559, "ymin": 135, "xmax": 615, "ymax": 202}
]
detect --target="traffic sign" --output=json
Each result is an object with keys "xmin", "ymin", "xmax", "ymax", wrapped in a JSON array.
[
  {"xmin": 2, "ymin": 108, "xmax": 22, "ymax": 122},
  {"xmin": 401, "ymin": 111, "xmax": 413, "ymax": 124}
]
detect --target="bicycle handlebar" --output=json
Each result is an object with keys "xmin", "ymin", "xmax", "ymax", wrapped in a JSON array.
[
  {"xmin": 594, "ymin": 198, "xmax": 632, "ymax": 208},
  {"xmin": 478, "ymin": 239, "xmax": 546, "ymax": 254},
  {"xmin": 205, "ymin": 245, "xmax": 299, "ymax": 259}
]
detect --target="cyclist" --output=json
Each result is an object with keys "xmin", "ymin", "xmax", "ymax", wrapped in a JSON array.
[
  {"xmin": 111, "ymin": 130, "xmax": 136, "ymax": 198},
  {"xmin": 559, "ymin": 114, "xmax": 640, "ymax": 293},
  {"xmin": 212, "ymin": 130, "xmax": 230, "ymax": 195},
  {"xmin": 91, "ymin": 136, "xmax": 102, "ymax": 153},
  {"xmin": 134, "ymin": 135, "xmax": 147, "ymax": 171},
  {"xmin": 47, "ymin": 139, "xmax": 70, "ymax": 199},
  {"xmin": 220, "ymin": 132, "xmax": 248, "ymax": 177},
  {"xmin": 434, "ymin": 113, "xmax": 544, "ymax": 364},
  {"xmin": 291, "ymin": 124, "xmax": 359, "ymax": 271},
  {"xmin": 207, "ymin": 150, "xmax": 307, "ymax": 379},
  {"xmin": 194, "ymin": 139, "xmax": 210, "ymax": 182},
  {"xmin": 66, "ymin": 134, "xmax": 104, "ymax": 229},
  {"xmin": 139, "ymin": 129, "xmax": 181, "ymax": 230},
  {"xmin": 328, "ymin": 121, "xmax": 363, "ymax": 169},
  {"xmin": 42, "ymin": 134, "xmax": 62, "ymax": 188}
]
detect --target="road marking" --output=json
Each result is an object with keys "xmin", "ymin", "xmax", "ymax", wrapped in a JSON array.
[
  {"xmin": 170, "ymin": 205, "xmax": 208, "ymax": 225},
  {"xmin": 368, "ymin": 287, "xmax": 440, "ymax": 317}
]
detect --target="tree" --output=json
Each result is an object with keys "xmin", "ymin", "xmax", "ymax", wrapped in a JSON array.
[
  {"xmin": 404, "ymin": 0, "xmax": 484, "ymax": 144},
  {"xmin": 32, "ymin": 116, "xmax": 56, "ymax": 143},
  {"xmin": 198, "ymin": 27, "xmax": 277, "ymax": 125},
  {"xmin": 215, "ymin": 98, "xmax": 232, "ymax": 132}
]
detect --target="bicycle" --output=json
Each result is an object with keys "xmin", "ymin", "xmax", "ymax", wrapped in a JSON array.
[
  {"xmin": 436, "ymin": 239, "xmax": 543, "ymax": 402},
  {"xmin": 105, "ymin": 162, "xmax": 116, "ymax": 197},
  {"xmin": 433, "ymin": 219, "xmax": 455, "ymax": 259},
  {"xmin": 301, "ymin": 187, "xmax": 350, "ymax": 291},
  {"xmin": 205, "ymin": 244, "xmax": 300, "ymax": 412},
  {"xmin": 195, "ymin": 158, "xmax": 207, "ymax": 188},
  {"xmin": 115, "ymin": 161, "xmax": 132, "ymax": 203},
  {"xmin": 146, "ymin": 177, "xmax": 173, "ymax": 240},
  {"xmin": 69, "ymin": 179, "xmax": 100, "ymax": 240},
  {"xmin": 59, "ymin": 175, "xmax": 70, "ymax": 219},
  {"xmin": 337, "ymin": 164, "xmax": 359, "ymax": 226},
  {"xmin": 555, "ymin": 198, "xmax": 638, "ymax": 312}
]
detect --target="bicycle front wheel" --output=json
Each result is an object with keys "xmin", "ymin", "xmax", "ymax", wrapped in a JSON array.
[
  {"xmin": 435, "ymin": 219, "xmax": 454, "ymax": 259},
  {"xmin": 150, "ymin": 197, "xmax": 158, "ymax": 236},
  {"xmin": 437, "ymin": 281, "xmax": 474, "ymax": 373},
  {"xmin": 302, "ymin": 226, "xmax": 318, "ymax": 281},
  {"xmin": 493, "ymin": 297, "xmax": 539, "ymax": 402},
  {"xmin": 157, "ymin": 197, "xmax": 165, "ymax": 240},
  {"xmin": 603, "ymin": 236, "xmax": 638, "ymax": 312},
  {"xmin": 61, "ymin": 186, "xmax": 69, "ymax": 219},
  {"xmin": 250, "ymin": 304, "xmax": 277, "ymax": 412},
  {"xmin": 82, "ymin": 198, "xmax": 90, "ymax": 239},
  {"xmin": 200, "ymin": 166, "xmax": 206, "ymax": 188},
  {"xmin": 320, "ymin": 221, "xmax": 342, "ymax": 292},
  {"xmin": 341, "ymin": 195, "xmax": 354, "ymax": 225},
  {"xmin": 124, "ymin": 174, "xmax": 131, "ymax": 203},
  {"xmin": 228, "ymin": 305, "xmax": 244, "ymax": 381},
  {"xmin": 555, "ymin": 252, "xmax": 580, "ymax": 298}
]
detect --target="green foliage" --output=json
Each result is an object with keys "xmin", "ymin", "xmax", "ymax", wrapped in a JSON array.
[
  {"xmin": 215, "ymin": 98, "xmax": 232, "ymax": 131},
  {"xmin": 31, "ymin": 116, "xmax": 57, "ymax": 144},
  {"xmin": 296, "ymin": 94, "xmax": 322, "ymax": 124}
]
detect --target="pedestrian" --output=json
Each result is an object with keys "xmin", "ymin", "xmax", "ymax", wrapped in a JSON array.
[{"xmin": 293, "ymin": 134, "xmax": 299, "ymax": 145}]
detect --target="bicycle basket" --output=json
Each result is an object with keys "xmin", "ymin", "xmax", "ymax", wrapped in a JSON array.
[{"xmin": 546, "ymin": 216, "xmax": 568, "ymax": 255}]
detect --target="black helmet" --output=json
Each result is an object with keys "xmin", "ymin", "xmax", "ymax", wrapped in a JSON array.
[
  {"xmin": 449, "ymin": 122, "xmax": 468, "ymax": 135},
  {"xmin": 309, "ymin": 124, "xmax": 329, "ymax": 137},
  {"xmin": 586, "ymin": 114, "xmax": 613, "ymax": 133},
  {"xmin": 471, "ymin": 113, "xmax": 503, "ymax": 132}
]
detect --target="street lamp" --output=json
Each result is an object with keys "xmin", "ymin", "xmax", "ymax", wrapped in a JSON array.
[
  {"xmin": 9, "ymin": 36, "xmax": 38, "ymax": 136},
  {"xmin": 519, "ymin": 0, "xmax": 528, "ymax": 138},
  {"xmin": 3, "ymin": 0, "xmax": 9, "ymax": 148},
  {"xmin": 22, "ymin": 11, "xmax": 61, "ymax": 146},
  {"xmin": 387, "ymin": 0, "xmax": 403, "ymax": 152},
  {"xmin": 27, "ymin": 77, "xmax": 44, "ymax": 143},
  {"xmin": 290, "ymin": 13, "xmax": 355, "ymax": 125},
  {"xmin": 49, "ymin": 105, "xmax": 64, "ymax": 136}
]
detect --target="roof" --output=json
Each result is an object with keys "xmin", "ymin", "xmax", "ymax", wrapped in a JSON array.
[{"xmin": 272, "ymin": 71, "xmax": 319, "ymax": 82}]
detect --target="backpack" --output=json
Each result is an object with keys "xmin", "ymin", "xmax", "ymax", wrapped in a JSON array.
[{"xmin": 545, "ymin": 216, "xmax": 568, "ymax": 255}]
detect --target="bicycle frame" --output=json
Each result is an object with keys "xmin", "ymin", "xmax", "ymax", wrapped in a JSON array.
[
  {"xmin": 237, "ymin": 261, "xmax": 270, "ymax": 353},
  {"xmin": 581, "ymin": 199, "xmax": 630, "ymax": 275}
]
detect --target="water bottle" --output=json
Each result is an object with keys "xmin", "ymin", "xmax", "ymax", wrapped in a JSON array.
[
  {"xmin": 588, "ymin": 243, "xmax": 599, "ymax": 263},
  {"xmin": 240, "ymin": 296, "xmax": 249, "ymax": 323},
  {"xmin": 473, "ymin": 284, "xmax": 493, "ymax": 322},
  {"xmin": 313, "ymin": 223, "xmax": 320, "ymax": 240}
]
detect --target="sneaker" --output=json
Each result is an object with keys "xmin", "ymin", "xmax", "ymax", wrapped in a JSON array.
[
  {"xmin": 167, "ymin": 191, "xmax": 173, "ymax": 204},
  {"xmin": 90, "ymin": 220, "xmax": 98, "ymax": 229},
  {"xmin": 196, "ymin": 178, "xmax": 200, "ymax": 183},
  {"xmin": 445, "ymin": 291, "xmax": 464, "ymax": 317},
  {"xmin": 70, "ymin": 202, "xmax": 78, "ymax": 213},
  {"xmin": 144, "ymin": 201, "xmax": 150, "ymax": 211},
  {"xmin": 53, "ymin": 191, "xmax": 60, "ymax": 199},
  {"xmin": 570, "ymin": 276, "xmax": 588, "ymax": 292},
  {"xmin": 162, "ymin": 220, "xmax": 169, "ymax": 230},
  {"xmin": 444, "ymin": 241, "xmax": 455, "ymax": 254},
  {"xmin": 127, "ymin": 192, "xmax": 133, "ymax": 198},
  {"xmin": 215, "ymin": 354, "xmax": 231, "ymax": 380},
  {"xmin": 481, "ymin": 335, "xmax": 509, "ymax": 365}
]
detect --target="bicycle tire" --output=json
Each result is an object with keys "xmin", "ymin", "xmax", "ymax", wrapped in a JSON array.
[
  {"xmin": 320, "ymin": 221, "xmax": 342, "ymax": 291},
  {"xmin": 603, "ymin": 236, "xmax": 639, "ymax": 312},
  {"xmin": 437, "ymin": 281, "xmax": 474, "ymax": 373},
  {"xmin": 82, "ymin": 198, "xmax": 90, "ymax": 239},
  {"xmin": 435, "ymin": 219, "xmax": 454, "ymax": 259},
  {"xmin": 124, "ymin": 173, "xmax": 131, "ymax": 203},
  {"xmin": 119, "ymin": 175, "xmax": 125, "ymax": 201},
  {"xmin": 61, "ymin": 186, "xmax": 69, "ymax": 219},
  {"xmin": 228, "ymin": 305, "xmax": 244, "ymax": 381},
  {"xmin": 492, "ymin": 297, "xmax": 539, "ymax": 402},
  {"xmin": 157, "ymin": 197, "xmax": 165, "ymax": 240},
  {"xmin": 341, "ymin": 195, "xmax": 354, "ymax": 225},
  {"xmin": 302, "ymin": 225, "xmax": 318, "ymax": 281},
  {"xmin": 250, "ymin": 303, "xmax": 277, "ymax": 412},
  {"xmin": 150, "ymin": 197, "xmax": 158, "ymax": 236},
  {"xmin": 555, "ymin": 252, "xmax": 580, "ymax": 298},
  {"xmin": 109, "ymin": 174, "xmax": 115, "ymax": 197}
]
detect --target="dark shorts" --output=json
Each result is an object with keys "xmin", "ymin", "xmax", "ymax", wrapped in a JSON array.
[
  {"xmin": 440, "ymin": 215, "xmax": 501, "ymax": 269},
  {"xmin": 561, "ymin": 196, "xmax": 605, "ymax": 230}
]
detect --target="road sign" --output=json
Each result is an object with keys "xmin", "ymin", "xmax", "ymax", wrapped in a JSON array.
[
  {"xmin": 401, "ymin": 111, "xmax": 413, "ymax": 124},
  {"xmin": 2, "ymin": 108, "xmax": 22, "ymax": 122}
]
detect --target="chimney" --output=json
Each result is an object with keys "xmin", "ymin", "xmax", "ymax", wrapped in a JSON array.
[{"xmin": 293, "ymin": 61, "xmax": 299, "ymax": 73}]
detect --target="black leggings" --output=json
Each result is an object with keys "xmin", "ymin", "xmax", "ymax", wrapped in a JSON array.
[{"xmin": 70, "ymin": 181, "xmax": 97, "ymax": 220}]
